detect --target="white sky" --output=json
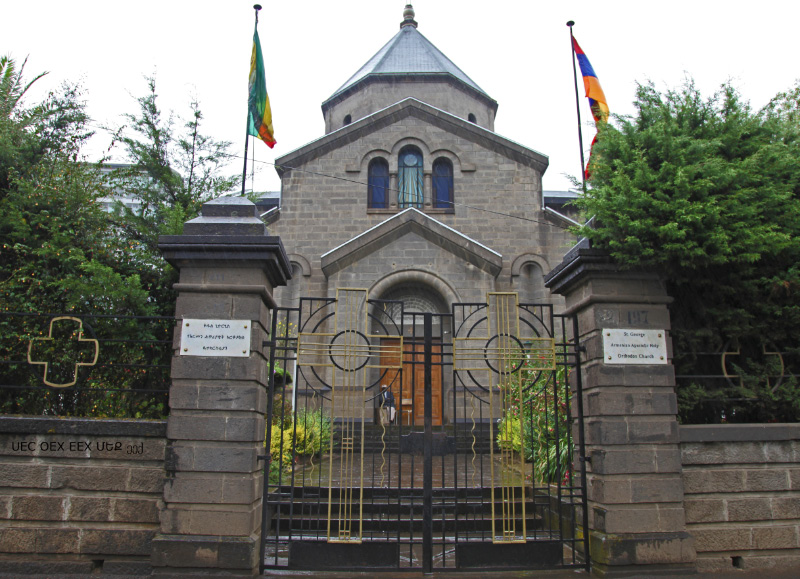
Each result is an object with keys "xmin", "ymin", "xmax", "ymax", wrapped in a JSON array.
[{"xmin": 4, "ymin": 1, "xmax": 799, "ymax": 195}]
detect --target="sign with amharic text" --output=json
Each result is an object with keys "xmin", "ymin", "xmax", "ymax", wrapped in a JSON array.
[
  {"xmin": 180, "ymin": 319, "xmax": 251, "ymax": 357},
  {"xmin": 603, "ymin": 329, "xmax": 667, "ymax": 365}
]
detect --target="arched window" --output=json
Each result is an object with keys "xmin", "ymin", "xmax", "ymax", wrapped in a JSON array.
[
  {"xmin": 468, "ymin": 113, "xmax": 476, "ymax": 123},
  {"xmin": 368, "ymin": 158, "xmax": 389, "ymax": 209},
  {"xmin": 432, "ymin": 158, "xmax": 453, "ymax": 209},
  {"xmin": 398, "ymin": 146, "xmax": 423, "ymax": 208},
  {"xmin": 343, "ymin": 114, "xmax": 352, "ymax": 126}
]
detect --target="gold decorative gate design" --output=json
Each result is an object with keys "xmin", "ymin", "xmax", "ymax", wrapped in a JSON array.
[
  {"xmin": 296, "ymin": 288, "xmax": 403, "ymax": 543},
  {"xmin": 453, "ymin": 293, "xmax": 555, "ymax": 543},
  {"xmin": 262, "ymin": 290, "xmax": 588, "ymax": 572}
]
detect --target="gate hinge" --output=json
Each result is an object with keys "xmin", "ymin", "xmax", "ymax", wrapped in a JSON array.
[
  {"xmin": 262, "ymin": 341, "xmax": 276, "ymax": 349},
  {"xmin": 579, "ymin": 455, "xmax": 592, "ymax": 463},
  {"xmin": 257, "ymin": 454, "xmax": 269, "ymax": 461},
  {"xmin": 576, "ymin": 344, "xmax": 587, "ymax": 354}
]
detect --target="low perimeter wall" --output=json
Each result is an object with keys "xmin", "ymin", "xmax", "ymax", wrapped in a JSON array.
[
  {"xmin": 681, "ymin": 423, "xmax": 800, "ymax": 573},
  {"xmin": 0, "ymin": 416, "xmax": 166, "ymax": 576},
  {"xmin": 2, "ymin": 416, "xmax": 800, "ymax": 575}
]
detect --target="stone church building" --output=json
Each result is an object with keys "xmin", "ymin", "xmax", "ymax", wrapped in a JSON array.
[{"xmin": 269, "ymin": 5, "xmax": 578, "ymax": 316}]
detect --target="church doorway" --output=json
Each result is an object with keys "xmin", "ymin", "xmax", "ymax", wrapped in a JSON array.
[
  {"xmin": 380, "ymin": 338, "xmax": 442, "ymax": 426},
  {"xmin": 377, "ymin": 283, "xmax": 450, "ymax": 426}
]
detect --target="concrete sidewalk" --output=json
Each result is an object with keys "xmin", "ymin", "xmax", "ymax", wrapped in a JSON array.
[{"xmin": 3, "ymin": 567, "xmax": 800, "ymax": 579}]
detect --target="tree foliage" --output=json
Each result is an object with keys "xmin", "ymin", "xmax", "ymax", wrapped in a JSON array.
[
  {"xmin": 0, "ymin": 57, "xmax": 151, "ymax": 316},
  {"xmin": 0, "ymin": 57, "xmax": 170, "ymax": 417},
  {"xmin": 0, "ymin": 62, "xmax": 235, "ymax": 417},
  {"xmin": 105, "ymin": 77, "xmax": 238, "ymax": 314},
  {"xmin": 578, "ymin": 80, "xmax": 800, "ymax": 422}
]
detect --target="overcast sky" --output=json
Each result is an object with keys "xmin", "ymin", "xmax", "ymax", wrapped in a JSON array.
[{"xmin": 4, "ymin": 1, "xmax": 798, "ymax": 195}]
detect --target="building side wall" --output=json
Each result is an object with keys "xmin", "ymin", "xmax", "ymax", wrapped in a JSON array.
[
  {"xmin": 0, "ymin": 417, "xmax": 166, "ymax": 576},
  {"xmin": 324, "ymin": 79, "xmax": 496, "ymax": 133},
  {"xmin": 680, "ymin": 424, "xmax": 800, "ymax": 573}
]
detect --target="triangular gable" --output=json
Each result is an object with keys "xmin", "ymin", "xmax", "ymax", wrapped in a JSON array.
[
  {"xmin": 320, "ymin": 208, "xmax": 503, "ymax": 277},
  {"xmin": 275, "ymin": 98, "xmax": 548, "ymax": 176}
]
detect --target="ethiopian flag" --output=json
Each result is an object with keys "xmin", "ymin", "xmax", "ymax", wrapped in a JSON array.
[{"xmin": 248, "ymin": 25, "xmax": 276, "ymax": 148}]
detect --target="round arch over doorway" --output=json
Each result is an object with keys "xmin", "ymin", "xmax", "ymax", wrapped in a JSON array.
[{"xmin": 369, "ymin": 269, "xmax": 460, "ymax": 308}]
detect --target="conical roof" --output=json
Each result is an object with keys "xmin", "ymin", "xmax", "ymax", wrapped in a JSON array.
[{"xmin": 326, "ymin": 5, "xmax": 490, "ymax": 102}]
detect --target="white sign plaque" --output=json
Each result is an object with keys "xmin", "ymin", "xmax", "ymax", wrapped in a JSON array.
[
  {"xmin": 603, "ymin": 329, "xmax": 667, "ymax": 365},
  {"xmin": 180, "ymin": 319, "xmax": 251, "ymax": 357}
]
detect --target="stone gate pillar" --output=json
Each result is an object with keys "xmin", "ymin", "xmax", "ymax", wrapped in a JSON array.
[
  {"xmin": 545, "ymin": 242, "xmax": 696, "ymax": 577},
  {"xmin": 152, "ymin": 197, "xmax": 290, "ymax": 577}
]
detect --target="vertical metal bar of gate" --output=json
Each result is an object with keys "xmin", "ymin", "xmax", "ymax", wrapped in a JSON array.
[{"xmin": 422, "ymin": 313, "xmax": 433, "ymax": 573}]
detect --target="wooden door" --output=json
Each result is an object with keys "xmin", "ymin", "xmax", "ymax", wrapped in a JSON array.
[{"xmin": 381, "ymin": 339, "xmax": 442, "ymax": 426}]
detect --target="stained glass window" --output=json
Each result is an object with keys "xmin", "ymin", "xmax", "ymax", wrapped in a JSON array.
[
  {"xmin": 398, "ymin": 147, "xmax": 423, "ymax": 208},
  {"xmin": 368, "ymin": 158, "xmax": 389, "ymax": 209},
  {"xmin": 432, "ymin": 158, "xmax": 453, "ymax": 209}
]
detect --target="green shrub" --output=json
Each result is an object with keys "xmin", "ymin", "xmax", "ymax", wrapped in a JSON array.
[
  {"xmin": 497, "ymin": 362, "xmax": 572, "ymax": 485},
  {"xmin": 266, "ymin": 407, "xmax": 332, "ymax": 484}
]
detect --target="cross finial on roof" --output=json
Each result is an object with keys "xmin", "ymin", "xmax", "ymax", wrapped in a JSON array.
[{"xmin": 401, "ymin": 4, "xmax": 417, "ymax": 29}]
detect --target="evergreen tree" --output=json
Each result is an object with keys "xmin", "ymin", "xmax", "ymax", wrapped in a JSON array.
[
  {"xmin": 0, "ymin": 57, "xmax": 151, "ymax": 316},
  {"xmin": 579, "ymin": 80, "xmax": 800, "ymax": 422}
]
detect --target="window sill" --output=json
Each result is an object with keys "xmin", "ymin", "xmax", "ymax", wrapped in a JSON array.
[{"xmin": 367, "ymin": 207, "xmax": 454, "ymax": 215}]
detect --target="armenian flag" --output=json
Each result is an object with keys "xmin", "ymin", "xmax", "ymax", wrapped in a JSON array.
[
  {"xmin": 247, "ymin": 24, "xmax": 276, "ymax": 148},
  {"xmin": 572, "ymin": 36, "xmax": 608, "ymax": 179},
  {"xmin": 572, "ymin": 37, "xmax": 608, "ymax": 124}
]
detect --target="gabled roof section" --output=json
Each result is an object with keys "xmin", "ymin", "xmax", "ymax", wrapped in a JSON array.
[
  {"xmin": 321, "ymin": 208, "xmax": 502, "ymax": 277},
  {"xmin": 324, "ymin": 6, "xmax": 491, "ymax": 107},
  {"xmin": 275, "ymin": 98, "xmax": 548, "ymax": 175}
]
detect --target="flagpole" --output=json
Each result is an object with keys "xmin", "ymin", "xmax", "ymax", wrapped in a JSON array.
[
  {"xmin": 567, "ymin": 20, "xmax": 587, "ymax": 196},
  {"xmin": 241, "ymin": 137, "xmax": 249, "ymax": 196},
  {"xmin": 242, "ymin": 4, "xmax": 262, "ymax": 196}
]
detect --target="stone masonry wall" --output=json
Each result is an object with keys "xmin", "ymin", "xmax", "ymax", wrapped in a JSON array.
[
  {"xmin": 327, "ymin": 230, "xmax": 496, "ymax": 304},
  {"xmin": 323, "ymin": 79, "xmax": 496, "ymax": 133},
  {"xmin": 0, "ymin": 416, "xmax": 166, "ymax": 576},
  {"xmin": 272, "ymin": 111, "xmax": 574, "ymax": 308},
  {"xmin": 681, "ymin": 424, "xmax": 800, "ymax": 573}
]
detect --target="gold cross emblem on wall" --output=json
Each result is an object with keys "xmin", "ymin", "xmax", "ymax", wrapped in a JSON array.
[{"xmin": 27, "ymin": 316, "xmax": 100, "ymax": 388}]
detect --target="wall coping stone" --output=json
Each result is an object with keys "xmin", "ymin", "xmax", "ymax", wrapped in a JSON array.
[
  {"xmin": 680, "ymin": 423, "xmax": 800, "ymax": 443},
  {"xmin": 0, "ymin": 416, "xmax": 167, "ymax": 437},
  {"xmin": 158, "ymin": 235, "xmax": 290, "ymax": 288},
  {"xmin": 544, "ymin": 241, "xmax": 672, "ymax": 313}
]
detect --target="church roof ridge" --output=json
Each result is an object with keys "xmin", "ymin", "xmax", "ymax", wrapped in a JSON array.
[{"xmin": 326, "ymin": 6, "xmax": 488, "ymax": 103}]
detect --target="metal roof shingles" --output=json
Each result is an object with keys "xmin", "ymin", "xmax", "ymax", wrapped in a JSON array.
[{"xmin": 330, "ymin": 26, "xmax": 487, "ymax": 100}]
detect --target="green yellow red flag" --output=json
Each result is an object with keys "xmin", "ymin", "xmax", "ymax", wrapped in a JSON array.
[{"xmin": 247, "ymin": 24, "xmax": 276, "ymax": 148}]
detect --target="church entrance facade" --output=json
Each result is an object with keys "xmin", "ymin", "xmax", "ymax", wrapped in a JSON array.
[{"xmin": 261, "ymin": 289, "xmax": 589, "ymax": 572}]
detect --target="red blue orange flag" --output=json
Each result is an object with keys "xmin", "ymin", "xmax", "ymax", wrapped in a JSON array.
[
  {"xmin": 247, "ymin": 23, "xmax": 276, "ymax": 148},
  {"xmin": 572, "ymin": 37, "xmax": 609, "ymax": 124},
  {"xmin": 572, "ymin": 36, "xmax": 608, "ymax": 179}
]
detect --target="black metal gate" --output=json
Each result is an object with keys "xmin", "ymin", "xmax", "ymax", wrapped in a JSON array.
[{"xmin": 260, "ymin": 290, "xmax": 588, "ymax": 572}]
